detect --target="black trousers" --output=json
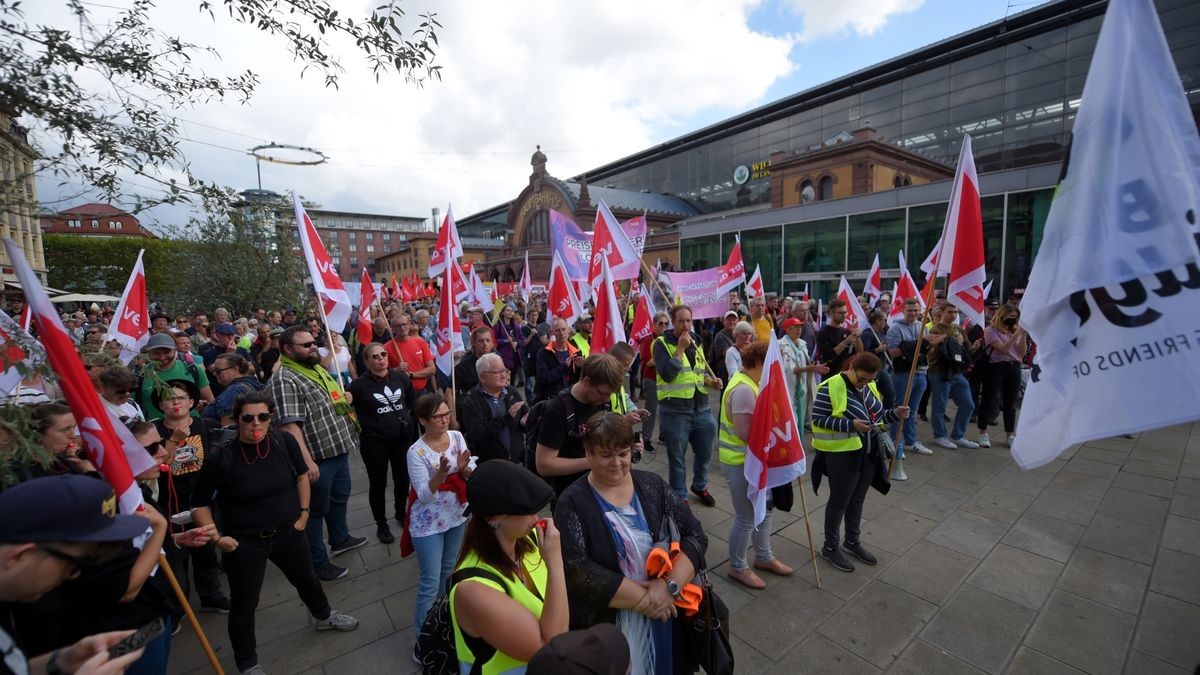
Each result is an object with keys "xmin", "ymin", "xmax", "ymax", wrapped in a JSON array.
[
  {"xmin": 360, "ymin": 435, "xmax": 409, "ymax": 524},
  {"xmin": 225, "ymin": 525, "xmax": 331, "ymax": 671},
  {"xmin": 821, "ymin": 448, "xmax": 875, "ymax": 551},
  {"xmin": 164, "ymin": 539, "xmax": 224, "ymax": 615},
  {"xmin": 978, "ymin": 361, "xmax": 1022, "ymax": 433}
]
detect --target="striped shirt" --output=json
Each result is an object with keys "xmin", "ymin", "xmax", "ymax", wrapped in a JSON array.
[{"xmin": 812, "ymin": 373, "xmax": 900, "ymax": 434}]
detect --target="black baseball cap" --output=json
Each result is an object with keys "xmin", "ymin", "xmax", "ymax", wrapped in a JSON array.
[
  {"xmin": 465, "ymin": 460, "xmax": 553, "ymax": 517},
  {"xmin": 527, "ymin": 623, "xmax": 630, "ymax": 675},
  {"xmin": 0, "ymin": 475, "xmax": 150, "ymax": 544}
]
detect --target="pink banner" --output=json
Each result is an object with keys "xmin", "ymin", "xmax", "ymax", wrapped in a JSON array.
[{"xmin": 657, "ymin": 266, "xmax": 727, "ymax": 320}]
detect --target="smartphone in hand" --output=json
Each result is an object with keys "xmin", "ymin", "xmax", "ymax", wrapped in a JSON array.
[{"xmin": 110, "ymin": 617, "xmax": 165, "ymax": 657}]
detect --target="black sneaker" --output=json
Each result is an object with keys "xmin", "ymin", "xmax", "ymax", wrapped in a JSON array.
[
  {"xmin": 820, "ymin": 547, "xmax": 855, "ymax": 573},
  {"xmin": 843, "ymin": 541, "xmax": 877, "ymax": 566},
  {"xmin": 376, "ymin": 522, "xmax": 395, "ymax": 544},
  {"xmin": 200, "ymin": 596, "xmax": 231, "ymax": 614},
  {"xmin": 315, "ymin": 562, "xmax": 348, "ymax": 581},
  {"xmin": 330, "ymin": 535, "xmax": 368, "ymax": 557},
  {"xmin": 690, "ymin": 486, "xmax": 716, "ymax": 508}
]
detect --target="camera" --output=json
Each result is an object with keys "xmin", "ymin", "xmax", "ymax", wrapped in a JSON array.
[{"xmin": 632, "ymin": 432, "xmax": 642, "ymax": 464}]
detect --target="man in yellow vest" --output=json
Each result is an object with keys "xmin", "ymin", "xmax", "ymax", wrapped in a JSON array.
[
  {"xmin": 570, "ymin": 315, "xmax": 592, "ymax": 358},
  {"xmin": 811, "ymin": 352, "xmax": 909, "ymax": 573},
  {"xmin": 653, "ymin": 304, "xmax": 723, "ymax": 505}
]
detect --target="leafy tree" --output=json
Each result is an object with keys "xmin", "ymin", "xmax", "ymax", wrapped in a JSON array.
[
  {"xmin": 43, "ymin": 233, "xmax": 185, "ymax": 296},
  {"xmin": 0, "ymin": 0, "xmax": 441, "ymax": 218}
]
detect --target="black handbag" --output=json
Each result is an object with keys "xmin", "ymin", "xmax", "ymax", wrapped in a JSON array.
[{"xmin": 681, "ymin": 566, "xmax": 734, "ymax": 675}]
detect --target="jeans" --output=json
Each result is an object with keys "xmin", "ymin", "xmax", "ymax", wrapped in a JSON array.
[
  {"xmin": 360, "ymin": 435, "xmax": 409, "ymax": 524},
  {"xmin": 978, "ymin": 361, "xmax": 1022, "ymax": 433},
  {"xmin": 889, "ymin": 371, "xmax": 927, "ymax": 458},
  {"xmin": 307, "ymin": 452, "xmax": 352, "ymax": 567},
  {"xmin": 226, "ymin": 526, "xmax": 331, "ymax": 671},
  {"xmin": 820, "ymin": 449, "xmax": 874, "ymax": 551},
  {"xmin": 411, "ymin": 523, "xmax": 466, "ymax": 629},
  {"xmin": 928, "ymin": 372, "xmax": 975, "ymax": 440},
  {"xmin": 659, "ymin": 403, "xmax": 717, "ymax": 499},
  {"xmin": 720, "ymin": 462, "xmax": 774, "ymax": 570},
  {"xmin": 640, "ymin": 378, "xmax": 658, "ymax": 443}
]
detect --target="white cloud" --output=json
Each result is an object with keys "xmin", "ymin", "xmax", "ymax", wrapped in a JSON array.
[
  {"xmin": 31, "ymin": 0, "xmax": 797, "ymax": 227},
  {"xmin": 783, "ymin": 0, "xmax": 924, "ymax": 42}
]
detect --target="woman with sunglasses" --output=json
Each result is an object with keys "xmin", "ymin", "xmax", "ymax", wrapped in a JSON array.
[
  {"xmin": 404, "ymin": 392, "xmax": 475, "ymax": 648},
  {"xmin": 190, "ymin": 391, "xmax": 358, "ymax": 675},
  {"xmin": 203, "ymin": 353, "xmax": 265, "ymax": 426},
  {"xmin": 152, "ymin": 379, "xmax": 232, "ymax": 618},
  {"xmin": 348, "ymin": 342, "xmax": 417, "ymax": 545},
  {"xmin": 100, "ymin": 366, "xmax": 145, "ymax": 423},
  {"xmin": 811, "ymin": 352, "xmax": 910, "ymax": 574}
]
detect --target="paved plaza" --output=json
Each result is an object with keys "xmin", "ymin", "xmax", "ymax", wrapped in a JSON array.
[{"xmin": 168, "ymin": 415, "xmax": 1200, "ymax": 674}]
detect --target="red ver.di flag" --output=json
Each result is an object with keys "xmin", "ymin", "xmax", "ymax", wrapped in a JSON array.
[
  {"xmin": 745, "ymin": 333, "xmax": 806, "ymax": 525},
  {"xmin": 427, "ymin": 205, "xmax": 464, "ymax": 278},
  {"xmin": 435, "ymin": 241, "xmax": 464, "ymax": 377},
  {"xmin": 109, "ymin": 248, "xmax": 150, "ymax": 364},
  {"xmin": 293, "ymin": 192, "xmax": 352, "ymax": 333},
  {"xmin": 836, "ymin": 276, "xmax": 870, "ymax": 330},
  {"xmin": 933, "ymin": 135, "xmax": 986, "ymax": 325},
  {"xmin": 716, "ymin": 236, "xmax": 745, "ymax": 296},
  {"xmin": 589, "ymin": 256, "xmax": 626, "ymax": 354},
  {"xmin": 357, "ymin": 269, "xmax": 376, "ymax": 346},
  {"xmin": 4, "ymin": 239, "xmax": 155, "ymax": 515}
]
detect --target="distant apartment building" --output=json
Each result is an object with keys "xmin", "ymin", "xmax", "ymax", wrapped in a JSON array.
[
  {"xmin": 40, "ymin": 202, "xmax": 159, "ymax": 239},
  {"xmin": 0, "ymin": 107, "xmax": 47, "ymax": 283}
]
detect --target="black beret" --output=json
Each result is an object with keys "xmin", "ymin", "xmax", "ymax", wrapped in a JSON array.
[{"xmin": 466, "ymin": 460, "xmax": 553, "ymax": 517}]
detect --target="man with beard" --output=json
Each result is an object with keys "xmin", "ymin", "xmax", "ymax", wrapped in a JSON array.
[{"xmin": 269, "ymin": 326, "xmax": 367, "ymax": 581}]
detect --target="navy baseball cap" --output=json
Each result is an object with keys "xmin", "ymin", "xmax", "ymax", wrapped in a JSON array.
[
  {"xmin": 0, "ymin": 475, "xmax": 150, "ymax": 544},
  {"xmin": 214, "ymin": 322, "xmax": 237, "ymax": 336}
]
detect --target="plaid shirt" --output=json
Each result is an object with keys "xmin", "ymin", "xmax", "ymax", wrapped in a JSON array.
[{"xmin": 269, "ymin": 365, "xmax": 359, "ymax": 461}]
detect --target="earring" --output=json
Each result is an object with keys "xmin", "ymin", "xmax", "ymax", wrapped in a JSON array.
[{"xmin": 489, "ymin": 521, "xmax": 500, "ymax": 530}]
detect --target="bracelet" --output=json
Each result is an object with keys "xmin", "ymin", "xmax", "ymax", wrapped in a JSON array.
[{"xmin": 299, "ymin": 507, "xmax": 310, "ymax": 512}]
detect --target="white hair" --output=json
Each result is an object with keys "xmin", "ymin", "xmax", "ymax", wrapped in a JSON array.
[
  {"xmin": 475, "ymin": 352, "xmax": 504, "ymax": 376},
  {"xmin": 734, "ymin": 321, "xmax": 754, "ymax": 337}
]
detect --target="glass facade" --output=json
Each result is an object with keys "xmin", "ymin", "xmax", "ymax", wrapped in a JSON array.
[
  {"xmin": 680, "ymin": 188, "xmax": 1056, "ymax": 302},
  {"xmin": 585, "ymin": 1, "xmax": 1199, "ymax": 215}
]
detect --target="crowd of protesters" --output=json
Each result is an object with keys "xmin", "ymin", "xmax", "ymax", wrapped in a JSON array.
[{"xmin": 0, "ymin": 280, "xmax": 1031, "ymax": 675}]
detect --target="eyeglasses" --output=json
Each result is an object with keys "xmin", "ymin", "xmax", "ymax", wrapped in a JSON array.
[
  {"xmin": 292, "ymin": 341, "xmax": 317, "ymax": 349},
  {"xmin": 164, "ymin": 395, "xmax": 191, "ymax": 403},
  {"xmin": 37, "ymin": 545, "xmax": 93, "ymax": 578},
  {"xmin": 240, "ymin": 412, "xmax": 272, "ymax": 423},
  {"xmin": 368, "ymin": 353, "xmax": 387, "ymax": 360},
  {"xmin": 427, "ymin": 411, "xmax": 452, "ymax": 422},
  {"xmin": 212, "ymin": 366, "xmax": 235, "ymax": 375}
]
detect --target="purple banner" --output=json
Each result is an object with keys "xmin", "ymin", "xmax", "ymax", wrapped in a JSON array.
[{"xmin": 549, "ymin": 209, "xmax": 646, "ymax": 281}]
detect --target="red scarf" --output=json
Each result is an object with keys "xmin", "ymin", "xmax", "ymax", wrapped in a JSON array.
[{"xmin": 399, "ymin": 473, "xmax": 468, "ymax": 558}]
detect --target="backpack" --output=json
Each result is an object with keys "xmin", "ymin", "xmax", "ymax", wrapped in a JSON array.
[
  {"xmin": 520, "ymin": 389, "xmax": 577, "ymax": 474},
  {"xmin": 414, "ymin": 567, "xmax": 511, "ymax": 675}
]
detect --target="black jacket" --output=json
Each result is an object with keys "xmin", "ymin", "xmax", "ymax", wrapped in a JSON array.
[
  {"xmin": 554, "ymin": 470, "xmax": 708, "ymax": 630},
  {"xmin": 454, "ymin": 352, "xmax": 481, "ymax": 394},
  {"xmin": 457, "ymin": 384, "xmax": 525, "ymax": 463},
  {"xmin": 534, "ymin": 346, "xmax": 579, "ymax": 403},
  {"xmin": 347, "ymin": 368, "xmax": 416, "ymax": 443}
]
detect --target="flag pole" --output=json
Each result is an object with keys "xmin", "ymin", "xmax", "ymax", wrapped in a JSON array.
[
  {"xmin": 158, "ymin": 553, "xmax": 224, "ymax": 674},
  {"xmin": 887, "ymin": 273, "xmax": 943, "ymax": 477},
  {"xmin": 795, "ymin": 475, "xmax": 821, "ymax": 589},
  {"xmin": 314, "ymin": 297, "xmax": 348, "ymax": 396}
]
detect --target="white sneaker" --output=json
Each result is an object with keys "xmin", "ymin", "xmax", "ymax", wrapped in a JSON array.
[
  {"xmin": 316, "ymin": 609, "xmax": 359, "ymax": 632},
  {"xmin": 912, "ymin": 442, "xmax": 934, "ymax": 455},
  {"xmin": 978, "ymin": 432, "xmax": 991, "ymax": 448},
  {"xmin": 954, "ymin": 438, "xmax": 980, "ymax": 449},
  {"xmin": 933, "ymin": 437, "xmax": 956, "ymax": 450},
  {"xmin": 1006, "ymin": 433, "xmax": 1016, "ymax": 446}
]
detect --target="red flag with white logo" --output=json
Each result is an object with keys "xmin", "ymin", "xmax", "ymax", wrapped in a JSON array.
[
  {"xmin": 548, "ymin": 250, "xmax": 584, "ymax": 324},
  {"xmin": 745, "ymin": 333, "xmax": 807, "ymax": 525},
  {"xmin": 863, "ymin": 253, "xmax": 882, "ymax": 307},
  {"xmin": 293, "ymin": 193, "xmax": 352, "ymax": 333},
  {"xmin": 109, "ymin": 249, "xmax": 149, "ymax": 363},
  {"xmin": 716, "ymin": 236, "xmax": 746, "ymax": 296},
  {"xmin": 357, "ymin": 269, "xmax": 376, "ymax": 346},
  {"xmin": 746, "ymin": 264, "xmax": 765, "ymax": 298},
  {"xmin": 435, "ymin": 241, "xmax": 464, "ymax": 377},
  {"xmin": 587, "ymin": 198, "xmax": 641, "ymax": 288},
  {"xmin": 3, "ymin": 239, "xmax": 155, "ymax": 515},
  {"xmin": 589, "ymin": 256, "xmax": 626, "ymax": 354},
  {"xmin": 836, "ymin": 275, "xmax": 870, "ymax": 331},
  {"xmin": 932, "ymin": 135, "xmax": 987, "ymax": 325},
  {"xmin": 889, "ymin": 251, "xmax": 926, "ymax": 324},
  {"xmin": 629, "ymin": 288, "xmax": 657, "ymax": 348},
  {"xmin": 428, "ymin": 205, "xmax": 464, "ymax": 278}
]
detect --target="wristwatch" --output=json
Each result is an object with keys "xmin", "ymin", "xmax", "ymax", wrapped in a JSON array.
[{"xmin": 665, "ymin": 579, "xmax": 681, "ymax": 600}]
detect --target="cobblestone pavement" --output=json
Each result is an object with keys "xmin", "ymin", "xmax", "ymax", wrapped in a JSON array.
[{"xmin": 168, "ymin": 409, "xmax": 1200, "ymax": 674}]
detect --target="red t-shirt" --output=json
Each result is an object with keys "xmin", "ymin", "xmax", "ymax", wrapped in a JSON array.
[{"xmin": 385, "ymin": 337, "xmax": 433, "ymax": 391}]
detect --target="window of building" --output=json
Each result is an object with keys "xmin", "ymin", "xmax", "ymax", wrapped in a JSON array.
[
  {"xmin": 350, "ymin": 257, "xmax": 358, "ymax": 268},
  {"xmin": 68, "ymin": 220, "xmax": 81, "ymax": 228},
  {"xmin": 108, "ymin": 221, "xmax": 120, "ymax": 229},
  {"xmin": 348, "ymin": 242, "xmax": 357, "ymax": 252},
  {"xmin": 798, "ymin": 180, "xmax": 815, "ymax": 203},
  {"xmin": 1003, "ymin": 189, "xmax": 1053, "ymax": 299},
  {"xmin": 742, "ymin": 226, "xmax": 783, "ymax": 294},
  {"xmin": 680, "ymin": 234, "xmax": 720, "ymax": 271},
  {"xmin": 367, "ymin": 258, "xmax": 375, "ymax": 267},
  {"xmin": 366, "ymin": 244, "xmax": 375, "ymax": 253},
  {"xmin": 91, "ymin": 220, "xmax": 99, "ymax": 229},
  {"xmin": 848, "ymin": 208, "xmax": 906, "ymax": 270},
  {"xmin": 383, "ymin": 233, "xmax": 391, "ymax": 242},
  {"xmin": 784, "ymin": 217, "xmax": 846, "ymax": 274},
  {"xmin": 818, "ymin": 176, "xmax": 834, "ymax": 201}
]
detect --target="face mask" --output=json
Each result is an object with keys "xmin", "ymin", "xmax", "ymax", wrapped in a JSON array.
[{"xmin": 1003, "ymin": 317, "xmax": 1018, "ymax": 327}]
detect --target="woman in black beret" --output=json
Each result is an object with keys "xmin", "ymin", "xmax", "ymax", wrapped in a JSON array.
[{"xmin": 447, "ymin": 460, "xmax": 569, "ymax": 674}]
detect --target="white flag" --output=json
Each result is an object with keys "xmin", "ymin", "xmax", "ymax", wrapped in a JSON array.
[{"xmin": 1013, "ymin": 0, "xmax": 1200, "ymax": 469}]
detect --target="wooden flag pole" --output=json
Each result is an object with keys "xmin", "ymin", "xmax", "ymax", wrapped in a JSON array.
[
  {"xmin": 158, "ymin": 553, "xmax": 224, "ymax": 674},
  {"xmin": 887, "ymin": 280, "xmax": 941, "ymax": 476},
  {"xmin": 795, "ymin": 476, "xmax": 821, "ymax": 589}
]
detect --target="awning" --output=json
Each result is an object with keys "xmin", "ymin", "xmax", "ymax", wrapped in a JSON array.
[{"xmin": 49, "ymin": 293, "xmax": 120, "ymax": 304}]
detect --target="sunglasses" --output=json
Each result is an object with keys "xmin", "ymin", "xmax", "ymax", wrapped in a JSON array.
[
  {"xmin": 143, "ymin": 440, "xmax": 163, "ymax": 453},
  {"xmin": 292, "ymin": 341, "xmax": 317, "ymax": 349},
  {"xmin": 240, "ymin": 413, "xmax": 272, "ymax": 423},
  {"xmin": 368, "ymin": 353, "xmax": 388, "ymax": 360}
]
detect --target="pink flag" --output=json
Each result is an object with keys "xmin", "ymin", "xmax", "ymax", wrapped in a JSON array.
[
  {"xmin": 3, "ymin": 239, "xmax": 154, "ymax": 516},
  {"xmin": 589, "ymin": 256, "xmax": 626, "ymax": 354},
  {"xmin": 933, "ymin": 135, "xmax": 987, "ymax": 325},
  {"xmin": 109, "ymin": 249, "xmax": 149, "ymax": 363},
  {"xmin": 357, "ymin": 269, "xmax": 376, "ymax": 346},
  {"xmin": 435, "ymin": 241, "xmax": 464, "ymax": 377},
  {"xmin": 863, "ymin": 253, "xmax": 883, "ymax": 307},
  {"xmin": 293, "ymin": 193, "xmax": 352, "ymax": 333},
  {"xmin": 428, "ymin": 205, "xmax": 464, "ymax": 278},
  {"xmin": 746, "ymin": 264, "xmax": 765, "ymax": 298},
  {"xmin": 587, "ymin": 198, "xmax": 641, "ymax": 287},
  {"xmin": 836, "ymin": 276, "xmax": 870, "ymax": 331},
  {"xmin": 520, "ymin": 250, "xmax": 533, "ymax": 301},
  {"xmin": 548, "ymin": 250, "xmax": 584, "ymax": 323},
  {"xmin": 716, "ymin": 236, "xmax": 746, "ymax": 296},
  {"xmin": 745, "ymin": 333, "xmax": 807, "ymax": 525}
]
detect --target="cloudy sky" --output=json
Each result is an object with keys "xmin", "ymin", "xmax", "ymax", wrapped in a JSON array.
[{"xmin": 32, "ymin": 0, "xmax": 1050, "ymax": 231}]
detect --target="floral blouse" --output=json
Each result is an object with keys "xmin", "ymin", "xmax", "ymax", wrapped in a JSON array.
[{"xmin": 406, "ymin": 430, "xmax": 477, "ymax": 538}]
